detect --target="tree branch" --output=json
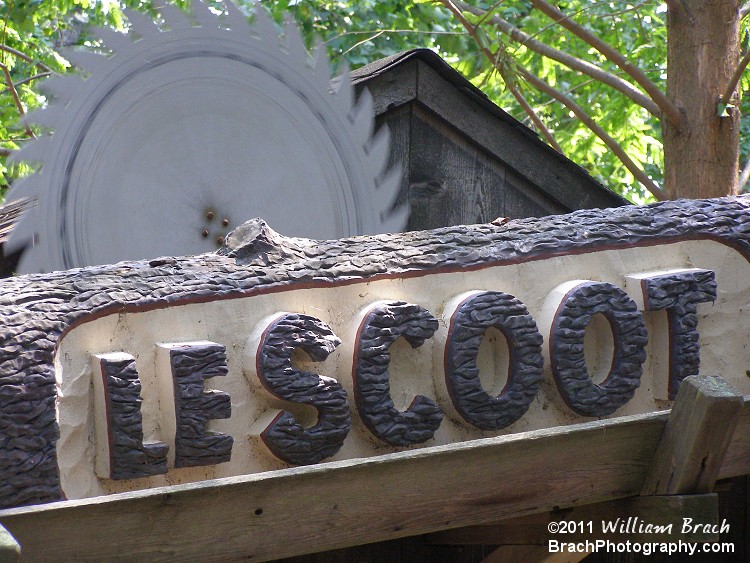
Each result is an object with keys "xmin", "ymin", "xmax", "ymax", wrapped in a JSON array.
[
  {"xmin": 450, "ymin": 0, "xmax": 662, "ymax": 117},
  {"xmin": 721, "ymin": 48, "xmax": 750, "ymax": 107},
  {"xmin": 0, "ymin": 44, "xmax": 53, "ymax": 74},
  {"xmin": 341, "ymin": 30, "xmax": 384, "ymax": 56},
  {"xmin": 741, "ymin": 2, "xmax": 750, "ymax": 19},
  {"xmin": 517, "ymin": 63, "xmax": 665, "ymax": 200},
  {"xmin": 0, "ymin": 62, "xmax": 34, "ymax": 140},
  {"xmin": 528, "ymin": 0, "xmax": 683, "ymax": 128},
  {"xmin": 9, "ymin": 71, "xmax": 51, "ymax": 90},
  {"xmin": 442, "ymin": 1, "xmax": 562, "ymax": 152},
  {"xmin": 507, "ymin": 73, "xmax": 563, "ymax": 152}
]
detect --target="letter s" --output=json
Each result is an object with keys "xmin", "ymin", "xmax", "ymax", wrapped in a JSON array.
[{"xmin": 247, "ymin": 313, "xmax": 350, "ymax": 465}]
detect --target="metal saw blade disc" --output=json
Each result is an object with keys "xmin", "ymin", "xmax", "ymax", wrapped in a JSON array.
[{"xmin": 7, "ymin": 1, "xmax": 406, "ymax": 273}]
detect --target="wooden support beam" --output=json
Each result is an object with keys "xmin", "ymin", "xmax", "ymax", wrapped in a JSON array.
[
  {"xmin": 0, "ymin": 524, "xmax": 20, "ymax": 563},
  {"xmin": 0, "ymin": 413, "xmax": 666, "ymax": 562},
  {"xmin": 642, "ymin": 375, "xmax": 743, "ymax": 495},
  {"xmin": 427, "ymin": 494, "xmax": 719, "ymax": 545},
  {"xmin": 0, "ymin": 386, "xmax": 748, "ymax": 561}
]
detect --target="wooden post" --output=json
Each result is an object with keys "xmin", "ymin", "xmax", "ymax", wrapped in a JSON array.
[{"xmin": 641, "ymin": 374, "xmax": 744, "ymax": 495}]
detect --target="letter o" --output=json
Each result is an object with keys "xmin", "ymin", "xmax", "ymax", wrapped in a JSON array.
[
  {"xmin": 444, "ymin": 291, "xmax": 544, "ymax": 430},
  {"xmin": 549, "ymin": 281, "xmax": 648, "ymax": 416}
]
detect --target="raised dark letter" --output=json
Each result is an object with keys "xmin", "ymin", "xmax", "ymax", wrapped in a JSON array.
[
  {"xmin": 92, "ymin": 353, "xmax": 168, "ymax": 479},
  {"xmin": 354, "ymin": 301, "xmax": 442, "ymax": 445},
  {"xmin": 549, "ymin": 281, "xmax": 648, "ymax": 417},
  {"xmin": 159, "ymin": 342, "xmax": 233, "ymax": 468},
  {"xmin": 445, "ymin": 291, "xmax": 543, "ymax": 430},
  {"xmin": 627, "ymin": 269, "xmax": 717, "ymax": 399},
  {"xmin": 253, "ymin": 313, "xmax": 349, "ymax": 465}
]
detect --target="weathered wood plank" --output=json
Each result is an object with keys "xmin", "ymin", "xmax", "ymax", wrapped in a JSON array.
[
  {"xmin": 427, "ymin": 494, "xmax": 720, "ymax": 545},
  {"xmin": 718, "ymin": 405, "xmax": 750, "ymax": 480},
  {"xmin": 0, "ymin": 413, "xmax": 666, "ymax": 562},
  {"xmin": 375, "ymin": 104, "xmax": 411, "ymax": 212},
  {"xmin": 352, "ymin": 55, "xmax": 419, "ymax": 115},
  {"xmin": 406, "ymin": 105, "xmax": 568, "ymax": 230},
  {"xmin": 642, "ymin": 375, "xmax": 743, "ymax": 495},
  {"xmin": 3, "ymin": 392, "xmax": 750, "ymax": 562},
  {"xmin": 413, "ymin": 60, "xmax": 622, "ymax": 212}
]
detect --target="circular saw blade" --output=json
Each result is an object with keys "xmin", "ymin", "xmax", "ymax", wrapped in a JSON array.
[{"xmin": 6, "ymin": 0, "xmax": 406, "ymax": 273}]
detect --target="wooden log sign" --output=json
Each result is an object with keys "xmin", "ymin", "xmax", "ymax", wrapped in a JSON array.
[{"xmin": 2, "ymin": 196, "xmax": 750, "ymax": 509}]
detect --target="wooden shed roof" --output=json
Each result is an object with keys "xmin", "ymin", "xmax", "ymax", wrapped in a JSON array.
[{"xmin": 351, "ymin": 49, "xmax": 628, "ymax": 212}]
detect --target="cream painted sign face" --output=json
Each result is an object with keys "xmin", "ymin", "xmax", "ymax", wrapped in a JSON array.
[{"xmin": 2, "ymin": 196, "xmax": 750, "ymax": 508}]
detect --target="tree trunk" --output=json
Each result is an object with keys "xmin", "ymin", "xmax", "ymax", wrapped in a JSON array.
[{"xmin": 663, "ymin": 0, "xmax": 741, "ymax": 200}]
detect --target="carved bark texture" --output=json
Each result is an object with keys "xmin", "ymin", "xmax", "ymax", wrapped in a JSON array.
[
  {"xmin": 444, "ymin": 291, "xmax": 543, "ymax": 430},
  {"xmin": 550, "ymin": 282, "xmax": 648, "ymax": 417},
  {"xmin": 638, "ymin": 270, "xmax": 717, "ymax": 399},
  {"xmin": 256, "ymin": 314, "xmax": 349, "ymax": 466},
  {"xmin": 97, "ymin": 355, "xmax": 168, "ymax": 479},
  {"xmin": 664, "ymin": 1, "xmax": 741, "ymax": 199},
  {"xmin": 353, "ymin": 301, "xmax": 442, "ymax": 446},
  {"xmin": 168, "ymin": 343, "xmax": 233, "ymax": 468},
  {"xmin": 1, "ymin": 196, "xmax": 750, "ymax": 508}
]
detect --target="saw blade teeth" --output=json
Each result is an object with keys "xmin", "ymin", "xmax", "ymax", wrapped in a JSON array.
[
  {"xmin": 309, "ymin": 38, "xmax": 332, "ymax": 91},
  {"xmin": 38, "ymin": 75, "xmax": 82, "ymax": 105},
  {"xmin": 331, "ymin": 62, "xmax": 354, "ymax": 115},
  {"xmin": 21, "ymin": 106, "xmax": 63, "ymax": 130},
  {"xmin": 6, "ymin": 137, "xmax": 50, "ymax": 165},
  {"xmin": 123, "ymin": 9, "xmax": 160, "ymax": 38},
  {"xmin": 222, "ymin": 0, "xmax": 250, "ymax": 31},
  {"xmin": 191, "ymin": 0, "xmax": 219, "ymax": 29},
  {"xmin": 158, "ymin": 4, "xmax": 193, "ymax": 30},
  {"xmin": 311, "ymin": 38, "xmax": 329, "ymax": 73},
  {"xmin": 283, "ymin": 16, "xmax": 308, "ymax": 60},
  {"xmin": 4, "ymin": 177, "xmax": 37, "ymax": 209},
  {"xmin": 60, "ymin": 48, "xmax": 108, "ymax": 75},
  {"xmin": 250, "ymin": 6, "xmax": 280, "ymax": 45},
  {"xmin": 349, "ymin": 87, "xmax": 375, "ymax": 142},
  {"xmin": 90, "ymin": 26, "xmax": 132, "ymax": 53},
  {"xmin": 9, "ymin": 0, "xmax": 405, "ymax": 271},
  {"xmin": 365, "ymin": 125, "xmax": 391, "ymax": 177}
]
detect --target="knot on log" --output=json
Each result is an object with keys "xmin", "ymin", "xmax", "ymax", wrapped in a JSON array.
[{"xmin": 219, "ymin": 218, "xmax": 307, "ymax": 264}]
